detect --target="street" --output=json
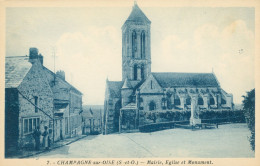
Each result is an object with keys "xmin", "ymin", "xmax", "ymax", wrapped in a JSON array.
[{"xmin": 33, "ymin": 123, "xmax": 254, "ymax": 158}]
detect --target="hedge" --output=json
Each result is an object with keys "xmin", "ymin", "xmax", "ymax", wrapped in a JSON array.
[
  {"xmin": 139, "ymin": 121, "xmax": 176, "ymax": 132},
  {"xmin": 142, "ymin": 109, "xmax": 245, "ymax": 125}
]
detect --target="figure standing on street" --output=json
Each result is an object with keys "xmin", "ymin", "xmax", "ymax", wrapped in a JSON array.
[
  {"xmin": 42, "ymin": 126, "xmax": 49, "ymax": 150},
  {"xmin": 33, "ymin": 126, "xmax": 41, "ymax": 150}
]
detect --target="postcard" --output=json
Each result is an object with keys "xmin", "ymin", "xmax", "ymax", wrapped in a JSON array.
[{"xmin": 0, "ymin": 0, "xmax": 259, "ymax": 166}]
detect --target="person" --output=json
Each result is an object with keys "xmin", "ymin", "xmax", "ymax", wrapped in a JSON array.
[
  {"xmin": 42, "ymin": 126, "xmax": 49, "ymax": 150},
  {"xmin": 33, "ymin": 126, "xmax": 41, "ymax": 150}
]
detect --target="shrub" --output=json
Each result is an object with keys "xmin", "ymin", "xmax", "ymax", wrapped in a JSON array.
[
  {"xmin": 143, "ymin": 109, "xmax": 244, "ymax": 126},
  {"xmin": 242, "ymin": 89, "xmax": 255, "ymax": 151}
]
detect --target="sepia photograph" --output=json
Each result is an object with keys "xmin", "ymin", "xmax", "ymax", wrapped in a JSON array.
[{"xmin": 1, "ymin": 0, "xmax": 259, "ymax": 165}]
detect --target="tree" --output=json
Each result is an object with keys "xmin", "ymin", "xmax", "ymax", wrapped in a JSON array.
[{"xmin": 242, "ymin": 89, "xmax": 255, "ymax": 151}]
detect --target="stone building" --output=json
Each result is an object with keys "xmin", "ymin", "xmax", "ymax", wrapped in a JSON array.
[
  {"xmin": 82, "ymin": 105, "xmax": 103, "ymax": 134},
  {"xmin": 104, "ymin": 3, "xmax": 234, "ymax": 134},
  {"xmin": 5, "ymin": 49, "xmax": 54, "ymax": 155},
  {"xmin": 5, "ymin": 48, "xmax": 83, "ymax": 156},
  {"xmin": 44, "ymin": 64, "xmax": 83, "ymax": 140}
]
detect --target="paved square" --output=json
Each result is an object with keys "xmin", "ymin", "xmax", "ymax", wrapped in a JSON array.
[{"xmin": 33, "ymin": 123, "xmax": 254, "ymax": 158}]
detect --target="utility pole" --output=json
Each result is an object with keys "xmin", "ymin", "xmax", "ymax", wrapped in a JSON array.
[
  {"xmin": 52, "ymin": 47, "xmax": 56, "ymax": 85},
  {"xmin": 52, "ymin": 46, "xmax": 57, "ymax": 144}
]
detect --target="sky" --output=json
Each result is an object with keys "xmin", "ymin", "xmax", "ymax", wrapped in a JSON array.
[{"xmin": 6, "ymin": 4, "xmax": 255, "ymax": 105}]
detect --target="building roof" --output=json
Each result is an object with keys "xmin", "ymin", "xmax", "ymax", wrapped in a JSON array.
[
  {"xmin": 82, "ymin": 110, "xmax": 93, "ymax": 119},
  {"xmin": 124, "ymin": 3, "xmax": 151, "ymax": 24},
  {"xmin": 92, "ymin": 109, "xmax": 102, "ymax": 119},
  {"xmin": 107, "ymin": 80, "xmax": 144, "ymax": 98},
  {"xmin": 5, "ymin": 56, "xmax": 32, "ymax": 88},
  {"xmin": 122, "ymin": 78, "xmax": 132, "ymax": 89},
  {"xmin": 82, "ymin": 105, "xmax": 102, "ymax": 119},
  {"xmin": 107, "ymin": 81, "xmax": 124, "ymax": 98},
  {"xmin": 43, "ymin": 66, "xmax": 83, "ymax": 95},
  {"xmin": 152, "ymin": 72, "xmax": 220, "ymax": 88}
]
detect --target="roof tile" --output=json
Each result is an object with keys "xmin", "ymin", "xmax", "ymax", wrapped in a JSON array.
[{"xmin": 5, "ymin": 56, "xmax": 32, "ymax": 88}]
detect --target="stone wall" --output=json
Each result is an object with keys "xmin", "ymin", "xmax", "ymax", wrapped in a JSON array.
[{"xmin": 17, "ymin": 61, "xmax": 54, "ymax": 149}]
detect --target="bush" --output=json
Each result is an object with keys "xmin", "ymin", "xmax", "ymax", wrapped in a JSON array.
[
  {"xmin": 199, "ymin": 110, "xmax": 245, "ymax": 123},
  {"xmin": 143, "ymin": 109, "xmax": 244, "ymax": 125},
  {"xmin": 242, "ymin": 89, "xmax": 255, "ymax": 151},
  {"xmin": 139, "ymin": 121, "xmax": 176, "ymax": 132}
]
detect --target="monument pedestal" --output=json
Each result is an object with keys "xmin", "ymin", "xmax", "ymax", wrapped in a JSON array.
[{"xmin": 190, "ymin": 118, "xmax": 201, "ymax": 126}]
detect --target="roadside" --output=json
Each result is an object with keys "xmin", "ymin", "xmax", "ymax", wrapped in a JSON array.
[{"xmin": 6, "ymin": 135, "xmax": 87, "ymax": 159}]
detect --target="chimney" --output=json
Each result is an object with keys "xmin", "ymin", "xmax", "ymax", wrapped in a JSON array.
[
  {"xmin": 38, "ymin": 54, "xmax": 43, "ymax": 65},
  {"xmin": 29, "ymin": 47, "xmax": 43, "ymax": 65},
  {"xmin": 29, "ymin": 47, "xmax": 38, "ymax": 63},
  {"xmin": 56, "ymin": 70, "xmax": 65, "ymax": 80}
]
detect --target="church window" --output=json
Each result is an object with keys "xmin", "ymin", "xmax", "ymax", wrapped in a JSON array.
[
  {"xmin": 132, "ymin": 30, "xmax": 137, "ymax": 58},
  {"xmin": 198, "ymin": 96, "xmax": 204, "ymax": 105},
  {"xmin": 186, "ymin": 96, "xmax": 191, "ymax": 105},
  {"xmin": 133, "ymin": 64, "xmax": 138, "ymax": 80},
  {"xmin": 209, "ymin": 94, "xmax": 215, "ymax": 105},
  {"xmin": 139, "ymin": 97, "xmax": 144, "ymax": 110},
  {"xmin": 221, "ymin": 95, "xmax": 226, "ymax": 105},
  {"xmin": 141, "ymin": 65, "xmax": 145, "ymax": 80},
  {"xmin": 150, "ymin": 80, "xmax": 153, "ymax": 89},
  {"xmin": 167, "ymin": 98, "xmax": 172, "ymax": 109},
  {"xmin": 141, "ymin": 31, "xmax": 145, "ymax": 59},
  {"xmin": 174, "ymin": 95, "xmax": 181, "ymax": 106},
  {"xmin": 161, "ymin": 98, "xmax": 166, "ymax": 110},
  {"xmin": 149, "ymin": 101, "xmax": 156, "ymax": 111}
]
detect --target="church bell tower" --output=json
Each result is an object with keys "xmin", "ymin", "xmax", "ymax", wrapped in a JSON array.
[{"xmin": 122, "ymin": 2, "xmax": 151, "ymax": 81}]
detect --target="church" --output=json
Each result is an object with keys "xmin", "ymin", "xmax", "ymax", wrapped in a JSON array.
[{"xmin": 104, "ymin": 3, "xmax": 234, "ymax": 134}]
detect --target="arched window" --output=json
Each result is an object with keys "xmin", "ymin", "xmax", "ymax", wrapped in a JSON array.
[
  {"xmin": 221, "ymin": 95, "xmax": 226, "ymax": 105},
  {"xmin": 174, "ymin": 95, "xmax": 181, "ymax": 106},
  {"xmin": 161, "ymin": 98, "xmax": 166, "ymax": 110},
  {"xmin": 186, "ymin": 96, "xmax": 191, "ymax": 105},
  {"xmin": 141, "ymin": 65, "xmax": 145, "ymax": 80},
  {"xmin": 209, "ymin": 94, "xmax": 215, "ymax": 105},
  {"xmin": 132, "ymin": 31, "xmax": 137, "ymax": 58},
  {"xmin": 149, "ymin": 101, "xmax": 156, "ymax": 111},
  {"xmin": 133, "ymin": 64, "xmax": 138, "ymax": 80},
  {"xmin": 139, "ymin": 97, "xmax": 144, "ymax": 110},
  {"xmin": 198, "ymin": 96, "xmax": 204, "ymax": 105},
  {"xmin": 167, "ymin": 98, "xmax": 172, "ymax": 109},
  {"xmin": 141, "ymin": 31, "xmax": 145, "ymax": 59}
]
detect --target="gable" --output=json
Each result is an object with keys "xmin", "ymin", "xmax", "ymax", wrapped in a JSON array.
[
  {"xmin": 139, "ymin": 74, "xmax": 163, "ymax": 94},
  {"xmin": 18, "ymin": 61, "xmax": 53, "ymax": 96}
]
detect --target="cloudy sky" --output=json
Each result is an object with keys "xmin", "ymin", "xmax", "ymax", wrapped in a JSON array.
[{"xmin": 6, "ymin": 4, "xmax": 255, "ymax": 105}]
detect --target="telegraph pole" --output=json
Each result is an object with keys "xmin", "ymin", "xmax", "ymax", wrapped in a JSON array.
[{"xmin": 52, "ymin": 46, "xmax": 57, "ymax": 144}]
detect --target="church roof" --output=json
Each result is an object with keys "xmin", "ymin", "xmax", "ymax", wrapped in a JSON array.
[
  {"xmin": 107, "ymin": 81, "xmax": 124, "ymax": 98},
  {"xmin": 124, "ymin": 3, "xmax": 151, "ymax": 24},
  {"xmin": 107, "ymin": 80, "xmax": 143, "ymax": 97},
  {"xmin": 5, "ymin": 56, "xmax": 32, "ymax": 88},
  {"xmin": 122, "ymin": 78, "xmax": 132, "ymax": 89},
  {"xmin": 152, "ymin": 72, "xmax": 220, "ymax": 88}
]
